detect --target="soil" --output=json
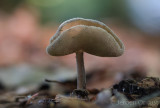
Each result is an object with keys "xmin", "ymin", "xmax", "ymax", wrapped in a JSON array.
[{"xmin": 0, "ymin": 77, "xmax": 160, "ymax": 108}]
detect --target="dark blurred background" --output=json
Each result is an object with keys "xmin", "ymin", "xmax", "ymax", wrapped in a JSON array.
[{"xmin": 0, "ymin": 0, "xmax": 160, "ymax": 90}]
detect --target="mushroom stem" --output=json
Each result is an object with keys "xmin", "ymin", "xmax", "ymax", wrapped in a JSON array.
[{"xmin": 76, "ymin": 51, "xmax": 86, "ymax": 89}]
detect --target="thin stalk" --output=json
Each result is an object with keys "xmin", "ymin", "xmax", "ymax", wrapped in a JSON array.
[{"xmin": 76, "ymin": 51, "xmax": 86, "ymax": 89}]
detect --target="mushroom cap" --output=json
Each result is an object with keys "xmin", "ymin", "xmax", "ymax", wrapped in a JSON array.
[{"xmin": 46, "ymin": 18, "xmax": 124, "ymax": 57}]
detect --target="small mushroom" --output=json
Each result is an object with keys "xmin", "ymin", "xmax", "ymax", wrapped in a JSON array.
[{"xmin": 46, "ymin": 18, "xmax": 124, "ymax": 98}]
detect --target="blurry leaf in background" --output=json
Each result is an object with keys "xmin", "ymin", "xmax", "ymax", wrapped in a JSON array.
[
  {"xmin": 27, "ymin": 0, "xmax": 113, "ymax": 24},
  {"xmin": 0, "ymin": 0, "xmax": 127, "ymax": 24}
]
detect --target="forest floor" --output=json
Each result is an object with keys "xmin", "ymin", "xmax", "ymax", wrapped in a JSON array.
[{"xmin": 0, "ymin": 76, "xmax": 160, "ymax": 108}]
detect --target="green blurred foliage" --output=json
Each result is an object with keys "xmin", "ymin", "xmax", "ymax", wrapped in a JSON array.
[
  {"xmin": 27, "ymin": 0, "xmax": 109, "ymax": 23},
  {"xmin": 27, "ymin": 0, "xmax": 127, "ymax": 24},
  {"xmin": 0, "ymin": 0, "xmax": 127, "ymax": 24}
]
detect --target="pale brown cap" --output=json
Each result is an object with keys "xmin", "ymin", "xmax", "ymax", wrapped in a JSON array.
[{"xmin": 46, "ymin": 18, "xmax": 124, "ymax": 57}]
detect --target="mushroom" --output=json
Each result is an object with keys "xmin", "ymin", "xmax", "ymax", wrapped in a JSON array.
[{"xmin": 46, "ymin": 18, "xmax": 124, "ymax": 98}]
